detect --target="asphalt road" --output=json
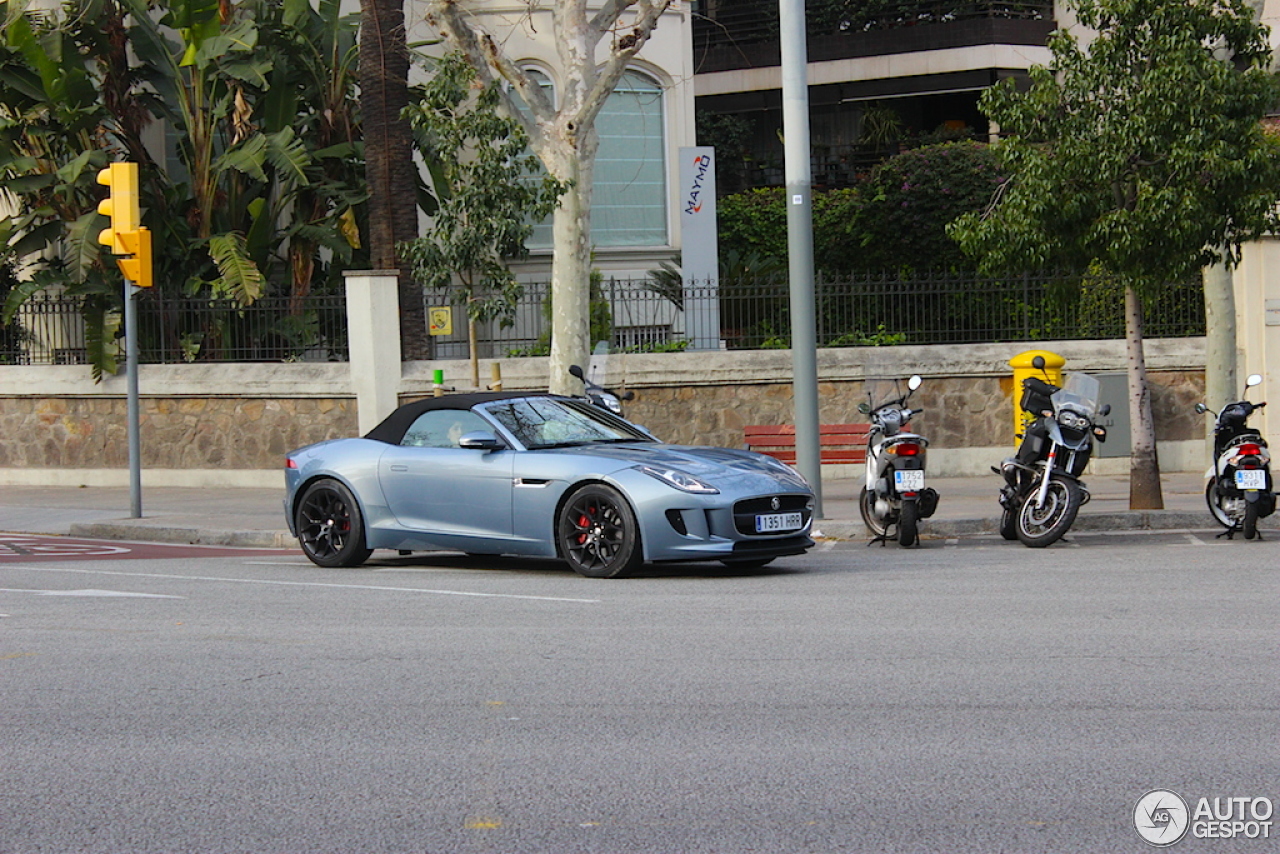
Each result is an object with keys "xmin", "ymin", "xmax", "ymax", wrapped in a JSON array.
[{"xmin": 2, "ymin": 533, "xmax": 1276, "ymax": 853}]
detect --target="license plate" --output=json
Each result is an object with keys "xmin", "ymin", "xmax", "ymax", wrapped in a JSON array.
[
  {"xmin": 1235, "ymin": 469, "xmax": 1267, "ymax": 490},
  {"xmin": 894, "ymin": 470, "xmax": 925, "ymax": 491},
  {"xmin": 755, "ymin": 512, "xmax": 803, "ymax": 533}
]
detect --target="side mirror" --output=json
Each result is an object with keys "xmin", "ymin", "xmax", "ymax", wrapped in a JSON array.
[
  {"xmin": 1194, "ymin": 403, "xmax": 1207, "ymax": 414},
  {"xmin": 907, "ymin": 375, "xmax": 922, "ymax": 391},
  {"xmin": 621, "ymin": 391, "xmax": 635, "ymax": 401},
  {"xmin": 857, "ymin": 402, "xmax": 871, "ymax": 415},
  {"xmin": 569, "ymin": 365, "xmax": 585, "ymax": 380},
  {"xmin": 458, "ymin": 431, "xmax": 504, "ymax": 451},
  {"xmin": 1032, "ymin": 355, "xmax": 1046, "ymax": 370},
  {"xmin": 1246, "ymin": 373, "xmax": 1262, "ymax": 388},
  {"xmin": 1099, "ymin": 404, "xmax": 1111, "ymax": 417}
]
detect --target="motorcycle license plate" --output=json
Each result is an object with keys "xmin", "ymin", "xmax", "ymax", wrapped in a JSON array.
[
  {"xmin": 1235, "ymin": 469, "xmax": 1267, "ymax": 490},
  {"xmin": 894, "ymin": 470, "xmax": 925, "ymax": 491},
  {"xmin": 756, "ymin": 512, "xmax": 803, "ymax": 533}
]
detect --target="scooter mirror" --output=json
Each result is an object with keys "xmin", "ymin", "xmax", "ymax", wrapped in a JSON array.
[
  {"xmin": 1032, "ymin": 355, "xmax": 1046, "ymax": 370},
  {"xmin": 858, "ymin": 402, "xmax": 871, "ymax": 415},
  {"xmin": 1246, "ymin": 373, "xmax": 1262, "ymax": 388},
  {"xmin": 1194, "ymin": 403, "xmax": 1207, "ymax": 414},
  {"xmin": 907, "ymin": 375, "xmax": 922, "ymax": 391},
  {"xmin": 1100, "ymin": 404, "xmax": 1111, "ymax": 417},
  {"xmin": 569, "ymin": 365, "xmax": 585, "ymax": 380}
]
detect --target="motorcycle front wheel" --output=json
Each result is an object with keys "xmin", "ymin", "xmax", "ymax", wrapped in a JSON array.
[
  {"xmin": 858, "ymin": 486, "xmax": 889, "ymax": 538},
  {"xmin": 1015, "ymin": 475, "xmax": 1081, "ymax": 548},
  {"xmin": 1204, "ymin": 480, "xmax": 1235, "ymax": 529}
]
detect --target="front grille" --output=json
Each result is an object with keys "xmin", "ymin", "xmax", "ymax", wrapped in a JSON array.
[{"xmin": 732, "ymin": 494, "xmax": 812, "ymax": 536}]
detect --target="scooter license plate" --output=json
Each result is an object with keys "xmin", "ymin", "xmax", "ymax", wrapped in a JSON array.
[
  {"xmin": 1235, "ymin": 469, "xmax": 1266, "ymax": 490},
  {"xmin": 894, "ymin": 470, "xmax": 925, "ymax": 491},
  {"xmin": 755, "ymin": 512, "xmax": 803, "ymax": 533}
]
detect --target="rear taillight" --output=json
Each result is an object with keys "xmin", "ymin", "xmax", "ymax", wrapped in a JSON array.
[
  {"xmin": 286, "ymin": 458, "xmax": 299, "ymax": 469},
  {"xmin": 891, "ymin": 443, "xmax": 920, "ymax": 456},
  {"xmin": 1238, "ymin": 443, "xmax": 1262, "ymax": 457}
]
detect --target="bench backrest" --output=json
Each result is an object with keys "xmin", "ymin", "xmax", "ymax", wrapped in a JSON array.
[{"xmin": 744, "ymin": 423, "xmax": 871, "ymax": 464}]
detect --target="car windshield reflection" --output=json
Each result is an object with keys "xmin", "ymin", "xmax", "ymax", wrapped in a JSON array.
[{"xmin": 482, "ymin": 398, "xmax": 653, "ymax": 450}]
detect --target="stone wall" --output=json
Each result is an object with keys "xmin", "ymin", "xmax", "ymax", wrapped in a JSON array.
[{"xmin": 0, "ymin": 338, "xmax": 1208, "ymax": 486}]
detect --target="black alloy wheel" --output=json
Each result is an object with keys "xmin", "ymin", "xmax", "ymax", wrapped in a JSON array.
[
  {"xmin": 557, "ymin": 484, "xmax": 643, "ymax": 578},
  {"xmin": 296, "ymin": 479, "xmax": 373, "ymax": 568}
]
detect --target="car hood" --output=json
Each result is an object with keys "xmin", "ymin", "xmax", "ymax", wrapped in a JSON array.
[{"xmin": 546, "ymin": 442, "xmax": 812, "ymax": 492}]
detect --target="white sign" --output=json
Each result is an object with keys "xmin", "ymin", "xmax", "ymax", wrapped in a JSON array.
[{"xmin": 679, "ymin": 147, "xmax": 720, "ymax": 350}]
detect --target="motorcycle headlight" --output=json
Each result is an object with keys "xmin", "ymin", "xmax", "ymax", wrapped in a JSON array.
[
  {"xmin": 1059, "ymin": 411, "xmax": 1087, "ymax": 430},
  {"xmin": 636, "ymin": 465, "xmax": 719, "ymax": 494}
]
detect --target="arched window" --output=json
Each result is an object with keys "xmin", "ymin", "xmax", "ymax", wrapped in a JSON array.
[
  {"xmin": 593, "ymin": 70, "xmax": 667, "ymax": 246},
  {"xmin": 518, "ymin": 69, "xmax": 668, "ymax": 249}
]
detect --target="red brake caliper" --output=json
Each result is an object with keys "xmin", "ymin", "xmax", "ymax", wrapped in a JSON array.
[{"xmin": 576, "ymin": 503, "xmax": 593, "ymax": 544}]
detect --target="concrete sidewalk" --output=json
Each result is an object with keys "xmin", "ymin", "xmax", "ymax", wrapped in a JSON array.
[{"xmin": 0, "ymin": 468, "xmax": 1265, "ymax": 550}]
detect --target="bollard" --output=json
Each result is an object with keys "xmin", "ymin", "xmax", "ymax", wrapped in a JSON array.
[{"xmin": 433, "ymin": 368, "xmax": 445, "ymax": 397}]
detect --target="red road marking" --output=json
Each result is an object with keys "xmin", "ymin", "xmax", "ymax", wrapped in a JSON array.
[{"xmin": 0, "ymin": 535, "xmax": 291, "ymax": 562}]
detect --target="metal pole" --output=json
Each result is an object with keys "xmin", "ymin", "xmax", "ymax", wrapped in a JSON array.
[
  {"xmin": 125, "ymin": 283, "xmax": 142, "ymax": 518},
  {"xmin": 779, "ymin": 0, "xmax": 823, "ymax": 517}
]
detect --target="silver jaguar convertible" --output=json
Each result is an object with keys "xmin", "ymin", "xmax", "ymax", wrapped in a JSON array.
[{"xmin": 284, "ymin": 392, "xmax": 816, "ymax": 578}]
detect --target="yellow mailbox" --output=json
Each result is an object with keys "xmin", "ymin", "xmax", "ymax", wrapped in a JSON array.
[{"xmin": 1009, "ymin": 349, "xmax": 1064, "ymax": 442}]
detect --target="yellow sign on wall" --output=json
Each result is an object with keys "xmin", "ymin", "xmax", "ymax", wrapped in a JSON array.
[{"xmin": 428, "ymin": 306, "xmax": 452, "ymax": 336}]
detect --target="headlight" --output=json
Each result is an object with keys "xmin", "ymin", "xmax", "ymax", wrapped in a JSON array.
[
  {"xmin": 636, "ymin": 465, "xmax": 719, "ymax": 494},
  {"xmin": 1059, "ymin": 410, "xmax": 1087, "ymax": 429}
]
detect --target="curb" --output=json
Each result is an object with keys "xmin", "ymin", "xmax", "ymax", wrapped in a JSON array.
[
  {"xmin": 815, "ymin": 511, "xmax": 1271, "ymax": 541},
  {"xmin": 69, "ymin": 522, "xmax": 294, "ymax": 549}
]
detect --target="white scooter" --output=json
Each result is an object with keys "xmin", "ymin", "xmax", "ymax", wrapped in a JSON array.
[{"xmin": 858, "ymin": 375, "xmax": 939, "ymax": 546}]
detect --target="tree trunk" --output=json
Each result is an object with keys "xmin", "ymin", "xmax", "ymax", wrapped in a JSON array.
[
  {"xmin": 1125, "ymin": 286, "xmax": 1164, "ymax": 509},
  {"xmin": 359, "ymin": 0, "xmax": 428, "ymax": 361},
  {"xmin": 1202, "ymin": 261, "xmax": 1237, "ymax": 460},
  {"xmin": 547, "ymin": 149, "xmax": 594, "ymax": 396}
]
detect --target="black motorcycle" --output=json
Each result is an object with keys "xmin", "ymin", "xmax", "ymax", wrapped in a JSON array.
[
  {"xmin": 1195, "ymin": 373, "xmax": 1273, "ymax": 539},
  {"xmin": 996, "ymin": 357, "xmax": 1110, "ymax": 547}
]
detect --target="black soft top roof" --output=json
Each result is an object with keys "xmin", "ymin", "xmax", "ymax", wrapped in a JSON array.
[{"xmin": 363, "ymin": 391, "xmax": 554, "ymax": 444}]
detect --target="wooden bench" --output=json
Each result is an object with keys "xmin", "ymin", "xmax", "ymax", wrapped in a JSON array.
[{"xmin": 744, "ymin": 423, "xmax": 871, "ymax": 465}]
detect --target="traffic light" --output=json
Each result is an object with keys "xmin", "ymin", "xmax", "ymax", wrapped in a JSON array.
[
  {"xmin": 97, "ymin": 161, "xmax": 140, "ymax": 253},
  {"xmin": 116, "ymin": 228, "xmax": 153, "ymax": 289}
]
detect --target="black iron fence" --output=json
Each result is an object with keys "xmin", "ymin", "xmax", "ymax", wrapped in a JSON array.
[
  {"xmin": 2, "ymin": 272, "xmax": 1204, "ymax": 366},
  {"xmin": 1, "ymin": 293, "xmax": 348, "ymax": 366},
  {"xmin": 428, "ymin": 272, "xmax": 1206, "ymax": 359}
]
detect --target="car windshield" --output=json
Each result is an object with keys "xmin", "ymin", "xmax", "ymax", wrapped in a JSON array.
[
  {"xmin": 1052, "ymin": 372, "xmax": 1100, "ymax": 421},
  {"xmin": 482, "ymin": 397, "xmax": 653, "ymax": 449}
]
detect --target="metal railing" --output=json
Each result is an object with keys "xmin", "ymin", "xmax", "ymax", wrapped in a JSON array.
[
  {"xmin": 2, "ymin": 293, "xmax": 349, "ymax": 365},
  {"xmin": 427, "ymin": 272, "xmax": 1206, "ymax": 358},
  {"xmin": 693, "ymin": 0, "xmax": 1055, "ymax": 51}
]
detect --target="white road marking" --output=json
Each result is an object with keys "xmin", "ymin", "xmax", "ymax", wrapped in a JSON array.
[
  {"xmin": 0, "ymin": 587, "xmax": 184, "ymax": 599},
  {"xmin": 5, "ymin": 566, "xmax": 601, "ymax": 604}
]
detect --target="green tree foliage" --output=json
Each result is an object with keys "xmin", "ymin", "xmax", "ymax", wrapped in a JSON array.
[
  {"xmin": 400, "ymin": 52, "xmax": 565, "ymax": 380},
  {"xmin": 852, "ymin": 141, "xmax": 1004, "ymax": 271},
  {"xmin": 0, "ymin": 0, "xmax": 371, "ymax": 372},
  {"xmin": 716, "ymin": 187, "xmax": 861, "ymax": 273},
  {"xmin": 948, "ymin": 0, "xmax": 1280, "ymax": 286}
]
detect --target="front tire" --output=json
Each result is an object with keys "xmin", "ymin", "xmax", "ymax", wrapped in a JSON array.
[
  {"xmin": 859, "ymin": 486, "xmax": 889, "ymax": 538},
  {"xmin": 898, "ymin": 500, "xmax": 919, "ymax": 547},
  {"xmin": 1205, "ymin": 480, "xmax": 1234, "ymax": 529},
  {"xmin": 295, "ymin": 479, "xmax": 373, "ymax": 567},
  {"xmin": 1015, "ymin": 475, "xmax": 1081, "ymax": 548},
  {"xmin": 557, "ymin": 484, "xmax": 643, "ymax": 578}
]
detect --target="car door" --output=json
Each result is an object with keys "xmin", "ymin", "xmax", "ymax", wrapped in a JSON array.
[{"xmin": 377, "ymin": 409, "xmax": 514, "ymax": 545}]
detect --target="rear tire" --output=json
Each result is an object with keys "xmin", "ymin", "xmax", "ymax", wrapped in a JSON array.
[
  {"xmin": 859, "ymin": 486, "xmax": 889, "ymax": 538},
  {"xmin": 1243, "ymin": 500, "xmax": 1259, "ymax": 540},
  {"xmin": 897, "ymin": 500, "xmax": 919, "ymax": 547},
  {"xmin": 998, "ymin": 503, "xmax": 1018, "ymax": 540},
  {"xmin": 1015, "ymin": 475, "xmax": 1081, "ymax": 548},
  {"xmin": 295, "ymin": 479, "xmax": 373, "ymax": 568}
]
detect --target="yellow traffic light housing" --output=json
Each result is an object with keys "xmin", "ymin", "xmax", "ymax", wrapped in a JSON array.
[
  {"xmin": 97, "ymin": 162, "xmax": 140, "ymax": 253},
  {"xmin": 116, "ymin": 228, "xmax": 153, "ymax": 288}
]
